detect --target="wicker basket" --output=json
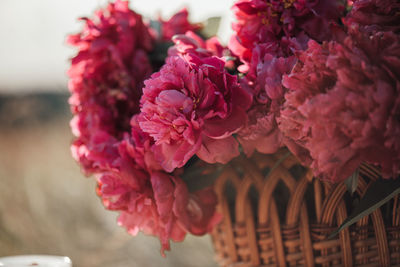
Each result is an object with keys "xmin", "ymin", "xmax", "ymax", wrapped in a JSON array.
[{"xmin": 211, "ymin": 150, "xmax": 400, "ymax": 267}]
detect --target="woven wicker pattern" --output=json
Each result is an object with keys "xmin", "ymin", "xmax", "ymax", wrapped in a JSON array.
[{"xmin": 211, "ymin": 150, "xmax": 400, "ymax": 267}]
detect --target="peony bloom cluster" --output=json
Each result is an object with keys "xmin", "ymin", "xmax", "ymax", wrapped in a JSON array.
[
  {"xmin": 139, "ymin": 32, "xmax": 252, "ymax": 172},
  {"xmin": 279, "ymin": 23, "xmax": 400, "ymax": 182},
  {"xmin": 68, "ymin": 0, "xmax": 400, "ymax": 256},
  {"xmin": 345, "ymin": 0, "xmax": 400, "ymax": 33},
  {"xmin": 229, "ymin": 0, "xmax": 345, "ymax": 68},
  {"xmin": 98, "ymin": 118, "xmax": 220, "ymax": 254},
  {"xmin": 236, "ymin": 39, "xmax": 302, "ymax": 156},
  {"xmin": 232, "ymin": 0, "xmax": 345, "ymax": 156},
  {"xmin": 228, "ymin": 0, "xmax": 400, "ymax": 183},
  {"xmin": 68, "ymin": 0, "xmax": 220, "ymax": 255},
  {"xmin": 68, "ymin": 0, "xmax": 154, "ymax": 174}
]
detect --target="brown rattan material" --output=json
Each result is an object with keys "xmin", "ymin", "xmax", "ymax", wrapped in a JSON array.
[{"xmin": 211, "ymin": 150, "xmax": 400, "ymax": 267}]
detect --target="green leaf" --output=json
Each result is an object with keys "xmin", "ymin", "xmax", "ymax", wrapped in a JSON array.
[
  {"xmin": 329, "ymin": 177, "xmax": 400, "ymax": 238},
  {"xmin": 344, "ymin": 168, "xmax": 359, "ymax": 195},
  {"xmin": 224, "ymin": 56, "xmax": 237, "ymax": 62},
  {"xmin": 148, "ymin": 41, "xmax": 174, "ymax": 67},
  {"xmin": 149, "ymin": 20, "xmax": 162, "ymax": 37},
  {"xmin": 181, "ymin": 159, "xmax": 224, "ymax": 192},
  {"xmin": 199, "ymin": 17, "xmax": 221, "ymax": 39}
]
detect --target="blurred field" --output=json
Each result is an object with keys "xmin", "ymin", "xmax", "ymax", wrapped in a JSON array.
[{"xmin": 0, "ymin": 93, "xmax": 218, "ymax": 267}]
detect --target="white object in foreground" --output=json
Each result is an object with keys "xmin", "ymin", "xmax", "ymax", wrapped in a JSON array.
[{"xmin": 0, "ymin": 255, "xmax": 72, "ymax": 267}]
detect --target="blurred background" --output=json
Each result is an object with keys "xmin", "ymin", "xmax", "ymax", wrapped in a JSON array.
[{"xmin": 0, "ymin": 0, "xmax": 234, "ymax": 266}]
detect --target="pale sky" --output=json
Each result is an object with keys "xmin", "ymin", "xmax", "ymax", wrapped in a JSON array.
[{"xmin": 0, "ymin": 0, "xmax": 234, "ymax": 93}]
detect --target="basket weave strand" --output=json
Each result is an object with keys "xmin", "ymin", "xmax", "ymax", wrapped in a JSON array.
[{"xmin": 211, "ymin": 151, "xmax": 400, "ymax": 267}]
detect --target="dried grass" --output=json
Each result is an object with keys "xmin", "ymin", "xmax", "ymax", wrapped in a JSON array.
[{"xmin": 0, "ymin": 94, "xmax": 217, "ymax": 267}]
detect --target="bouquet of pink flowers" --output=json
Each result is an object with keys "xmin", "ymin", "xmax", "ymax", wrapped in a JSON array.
[{"xmin": 68, "ymin": 0, "xmax": 400, "ymax": 255}]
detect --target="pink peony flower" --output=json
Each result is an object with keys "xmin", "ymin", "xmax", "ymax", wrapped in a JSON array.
[
  {"xmin": 68, "ymin": 0, "xmax": 154, "ymax": 174},
  {"xmin": 172, "ymin": 178, "xmax": 222, "ymax": 235},
  {"xmin": 97, "ymin": 117, "xmax": 220, "ymax": 255},
  {"xmin": 279, "ymin": 28, "xmax": 400, "ymax": 182},
  {"xmin": 229, "ymin": 0, "xmax": 345, "ymax": 68},
  {"xmin": 168, "ymin": 31, "xmax": 231, "ymax": 65},
  {"xmin": 237, "ymin": 37, "xmax": 307, "ymax": 156},
  {"xmin": 345, "ymin": 0, "xmax": 400, "ymax": 33},
  {"xmin": 118, "ymin": 178, "xmax": 220, "ymax": 255},
  {"xmin": 99, "ymin": 167, "xmax": 188, "ymax": 255},
  {"xmin": 168, "ymin": 31, "xmax": 216, "ymax": 61},
  {"xmin": 68, "ymin": 1, "xmax": 221, "ymax": 254},
  {"xmin": 159, "ymin": 8, "xmax": 202, "ymax": 41},
  {"xmin": 139, "ymin": 33, "xmax": 252, "ymax": 172},
  {"xmin": 230, "ymin": 0, "xmax": 345, "ymax": 156}
]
